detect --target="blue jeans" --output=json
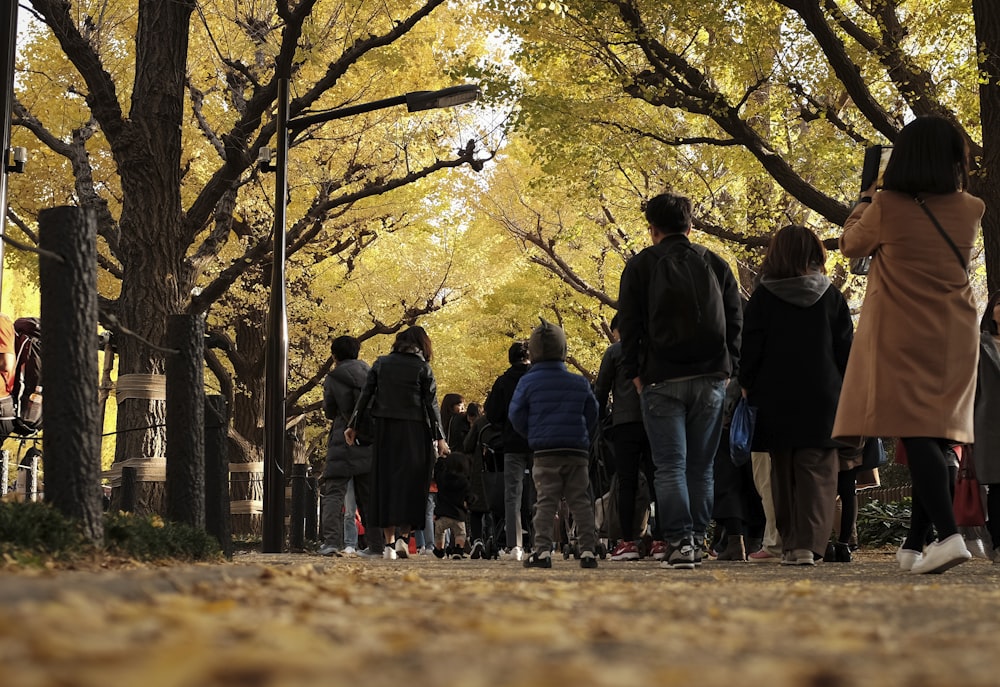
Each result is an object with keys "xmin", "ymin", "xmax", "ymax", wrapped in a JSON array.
[
  {"xmin": 343, "ymin": 478, "xmax": 358, "ymax": 549},
  {"xmin": 640, "ymin": 376, "xmax": 726, "ymax": 543}
]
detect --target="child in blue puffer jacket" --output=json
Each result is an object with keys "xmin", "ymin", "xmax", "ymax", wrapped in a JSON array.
[{"xmin": 509, "ymin": 318, "xmax": 599, "ymax": 569}]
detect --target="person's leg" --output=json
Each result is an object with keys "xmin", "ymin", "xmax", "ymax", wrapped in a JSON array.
[
  {"xmin": 751, "ymin": 451, "xmax": 781, "ymax": 556},
  {"xmin": 343, "ymin": 478, "xmax": 358, "ymax": 551},
  {"xmin": 504, "ymin": 452, "xmax": 529, "ymax": 549},
  {"xmin": 641, "ymin": 382, "xmax": 691, "ymax": 544},
  {"xmin": 837, "ymin": 467, "xmax": 859, "ymax": 544},
  {"xmin": 320, "ymin": 476, "xmax": 349, "ymax": 552},
  {"xmin": 613, "ymin": 424, "xmax": 644, "ymax": 543},
  {"xmin": 792, "ymin": 447, "xmax": 839, "ymax": 557},
  {"xmin": 903, "ymin": 437, "xmax": 959, "ymax": 542},
  {"xmin": 988, "ymin": 484, "xmax": 1000, "ymax": 556},
  {"xmin": 683, "ymin": 377, "xmax": 727, "ymax": 546},
  {"xmin": 530, "ymin": 460, "xmax": 561, "ymax": 557},
  {"xmin": 564, "ymin": 460, "xmax": 597, "ymax": 555}
]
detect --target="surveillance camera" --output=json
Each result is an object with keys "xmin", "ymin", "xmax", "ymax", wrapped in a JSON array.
[
  {"xmin": 257, "ymin": 147, "xmax": 272, "ymax": 164},
  {"xmin": 12, "ymin": 147, "xmax": 27, "ymax": 164}
]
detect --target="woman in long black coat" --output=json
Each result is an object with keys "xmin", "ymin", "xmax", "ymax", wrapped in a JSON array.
[
  {"xmin": 738, "ymin": 225, "xmax": 853, "ymax": 566},
  {"xmin": 347, "ymin": 326, "xmax": 449, "ymax": 560}
]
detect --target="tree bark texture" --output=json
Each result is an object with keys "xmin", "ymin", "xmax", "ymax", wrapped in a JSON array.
[
  {"xmin": 165, "ymin": 314, "xmax": 206, "ymax": 529},
  {"xmin": 974, "ymin": 0, "xmax": 1000, "ymax": 294},
  {"xmin": 38, "ymin": 206, "xmax": 103, "ymax": 544}
]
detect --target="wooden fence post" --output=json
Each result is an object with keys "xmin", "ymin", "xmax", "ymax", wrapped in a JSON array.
[
  {"xmin": 165, "ymin": 314, "xmax": 206, "ymax": 529},
  {"xmin": 38, "ymin": 206, "xmax": 102, "ymax": 543}
]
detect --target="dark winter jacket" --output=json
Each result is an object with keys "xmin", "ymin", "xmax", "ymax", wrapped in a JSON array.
[
  {"xmin": 617, "ymin": 233, "xmax": 743, "ymax": 384},
  {"xmin": 508, "ymin": 361, "xmax": 598, "ymax": 456},
  {"xmin": 484, "ymin": 362, "xmax": 531, "ymax": 454},
  {"xmin": 323, "ymin": 358, "xmax": 373, "ymax": 478},
  {"xmin": 737, "ymin": 274, "xmax": 853, "ymax": 450},
  {"xmin": 352, "ymin": 350, "xmax": 445, "ymax": 440},
  {"xmin": 594, "ymin": 341, "xmax": 643, "ymax": 426},
  {"xmin": 433, "ymin": 457, "xmax": 472, "ymax": 521}
]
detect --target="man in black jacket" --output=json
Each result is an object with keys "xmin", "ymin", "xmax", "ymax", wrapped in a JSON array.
[
  {"xmin": 484, "ymin": 341, "xmax": 532, "ymax": 560},
  {"xmin": 617, "ymin": 192, "xmax": 742, "ymax": 570}
]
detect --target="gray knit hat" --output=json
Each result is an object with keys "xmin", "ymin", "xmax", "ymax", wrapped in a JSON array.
[{"xmin": 528, "ymin": 317, "xmax": 567, "ymax": 362}]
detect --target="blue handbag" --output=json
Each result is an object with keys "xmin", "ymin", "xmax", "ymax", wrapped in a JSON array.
[{"xmin": 729, "ymin": 397, "xmax": 757, "ymax": 467}]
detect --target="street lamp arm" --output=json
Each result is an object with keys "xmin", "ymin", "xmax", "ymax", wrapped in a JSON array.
[{"xmin": 288, "ymin": 84, "xmax": 479, "ymax": 133}]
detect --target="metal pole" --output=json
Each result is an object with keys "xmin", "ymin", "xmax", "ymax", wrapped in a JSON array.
[
  {"xmin": 262, "ymin": 77, "xmax": 290, "ymax": 552},
  {"xmin": 0, "ymin": 0, "xmax": 20, "ymax": 297}
]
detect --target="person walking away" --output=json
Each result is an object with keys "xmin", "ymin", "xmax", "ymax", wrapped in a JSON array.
[
  {"xmin": 432, "ymin": 452, "xmax": 474, "ymax": 559},
  {"xmin": 319, "ymin": 336, "xmax": 372, "ymax": 557},
  {"xmin": 835, "ymin": 116, "xmax": 983, "ymax": 574},
  {"xmin": 485, "ymin": 341, "xmax": 533, "ymax": 561},
  {"xmin": 617, "ymin": 192, "xmax": 743, "ymax": 569},
  {"xmin": 738, "ymin": 225, "xmax": 853, "ymax": 566},
  {"xmin": 346, "ymin": 326, "xmax": 449, "ymax": 560},
  {"xmin": 974, "ymin": 291, "xmax": 1000, "ymax": 561},
  {"xmin": 509, "ymin": 319, "xmax": 600, "ymax": 569},
  {"xmin": 595, "ymin": 314, "xmax": 665, "ymax": 561}
]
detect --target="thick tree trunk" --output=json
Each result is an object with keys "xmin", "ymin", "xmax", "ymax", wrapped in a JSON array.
[
  {"xmin": 110, "ymin": 0, "xmax": 196, "ymax": 514},
  {"xmin": 974, "ymin": 0, "xmax": 1000, "ymax": 294},
  {"xmin": 228, "ymin": 314, "xmax": 267, "ymax": 536}
]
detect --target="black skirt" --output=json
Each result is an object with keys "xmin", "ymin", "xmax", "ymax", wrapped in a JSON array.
[{"xmin": 368, "ymin": 417, "xmax": 435, "ymax": 530}]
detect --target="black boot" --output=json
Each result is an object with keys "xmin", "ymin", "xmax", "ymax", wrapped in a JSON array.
[
  {"xmin": 717, "ymin": 535, "xmax": 746, "ymax": 561},
  {"xmin": 833, "ymin": 542, "xmax": 852, "ymax": 562}
]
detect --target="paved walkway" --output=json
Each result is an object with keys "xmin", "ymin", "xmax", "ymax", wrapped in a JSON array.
[{"xmin": 1, "ymin": 549, "xmax": 999, "ymax": 686}]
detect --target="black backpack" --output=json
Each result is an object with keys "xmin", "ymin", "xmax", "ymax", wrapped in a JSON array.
[
  {"xmin": 2, "ymin": 317, "xmax": 42, "ymax": 436},
  {"xmin": 647, "ymin": 242, "xmax": 726, "ymax": 363}
]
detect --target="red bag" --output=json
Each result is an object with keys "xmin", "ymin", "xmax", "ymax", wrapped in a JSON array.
[{"xmin": 954, "ymin": 445, "xmax": 986, "ymax": 527}]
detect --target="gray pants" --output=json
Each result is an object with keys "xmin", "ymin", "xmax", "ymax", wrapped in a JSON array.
[
  {"xmin": 769, "ymin": 447, "xmax": 838, "ymax": 555},
  {"xmin": 321, "ymin": 473, "xmax": 370, "ymax": 550},
  {"xmin": 504, "ymin": 452, "xmax": 530, "ymax": 549},
  {"xmin": 531, "ymin": 454, "xmax": 596, "ymax": 556}
]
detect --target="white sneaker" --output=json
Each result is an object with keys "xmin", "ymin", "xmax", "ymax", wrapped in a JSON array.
[
  {"xmin": 394, "ymin": 538, "xmax": 409, "ymax": 559},
  {"xmin": 896, "ymin": 546, "xmax": 922, "ymax": 571},
  {"xmin": 910, "ymin": 533, "xmax": 971, "ymax": 574},
  {"xmin": 342, "ymin": 546, "xmax": 357, "ymax": 556},
  {"xmin": 498, "ymin": 546, "xmax": 525, "ymax": 561},
  {"xmin": 383, "ymin": 545, "xmax": 397, "ymax": 560},
  {"xmin": 420, "ymin": 546, "xmax": 436, "ymax": 556},
  {"xmin": 966, "ymin": 538, "xmax": 989, "ymax": 559}
]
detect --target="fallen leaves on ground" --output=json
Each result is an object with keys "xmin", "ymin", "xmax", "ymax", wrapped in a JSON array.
[{"xmin": 1, "ymin": 550, "xmax": 999, "ymax": 687}]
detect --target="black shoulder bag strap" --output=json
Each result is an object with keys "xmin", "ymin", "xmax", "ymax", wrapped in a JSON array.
[{"xmin": 913, "ymin": 195, "xmax": 967, "ymax": 277}]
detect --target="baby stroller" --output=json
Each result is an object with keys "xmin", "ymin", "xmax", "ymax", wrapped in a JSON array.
[{"xmin": 472, "ymin": 421, "xmax": 507, "ymax": 558}]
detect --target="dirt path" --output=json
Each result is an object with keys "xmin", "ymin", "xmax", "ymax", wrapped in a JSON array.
[{"xmin": 1, "ymin": 549, "xmax": 999, "ymax": 687}]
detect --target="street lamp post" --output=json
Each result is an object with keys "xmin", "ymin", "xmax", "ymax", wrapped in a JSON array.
[{"xmin": 261, "ymin": 80, "xmax": 479, "ymax": 553}]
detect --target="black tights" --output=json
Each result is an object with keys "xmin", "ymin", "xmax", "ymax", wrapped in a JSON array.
[
  {"xmin": 837, "ymin": 466, "xmax": 859, "ymax": 544},
  {"xmin": 901, "ymin": 437, "xmax": 958, "ymax": 551},
  {"xmin": 987, "ymin": 486, "xmax": 1000, "ymax": 550}
]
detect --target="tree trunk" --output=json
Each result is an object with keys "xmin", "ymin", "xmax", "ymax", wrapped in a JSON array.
[
  {"xmin": 227, "ymin": 313, "xmax": 267, "ymax": 537},
  {"xmin": 974, "ymin": 0, "xmax": 1000, "ymax": 293},
  {"xmin": 111, "ymin": 0, "xmax": 196, "ymax": 514}
]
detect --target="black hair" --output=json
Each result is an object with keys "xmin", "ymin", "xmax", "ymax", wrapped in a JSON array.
[
  {"xmin": 444, "ymin": 451, "xmax": 471, "ymax": 477},
  {"xmin": 981, "ymin": 291, "xmax": 1000, "ymax": 335},
  {"xmin": 508, "ymin": 340, "xmax": 529, "ymax": 364},
  {"xmin": 392, "ymin": 325, "xmax": 433, "ymax": 360},
  {"xmin": 759, "ymin": 225, "xmax": 827, "ymax": 279},
  {"xmin": 881, "ymin": 116, "xmax": 969, "ymax": 195},
  {"xmin": 331, "ymin": 335, "xmax": 360, "ymax": 361},
  {"xmin": 609, "ymin": 313, "xmax": 620, "ymax": 331},
  {"xmin": 467, "ymin": 402, "xmax": 482, "ymax": 419},
  {"xmin": 643, "ymin": 193, "xmax": 692, "ymax": 235}
]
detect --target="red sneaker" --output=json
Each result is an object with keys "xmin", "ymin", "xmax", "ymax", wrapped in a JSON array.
[
  {"xmin": 649, "ymin": 540, "xmax": 668, "ymax": 561},
  {"xmin": 610, "ymin": 540, "xmax": 640, "ymax": 561}
]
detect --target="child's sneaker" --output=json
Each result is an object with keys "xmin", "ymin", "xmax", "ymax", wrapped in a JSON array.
[
  {"xmin": 610, "ymin": 540, "xmax": 640, "ymax": 561},
  {"xmin": 649, "ymin": 540, "xmax": 668, "ymax": 561},
  {"xmin": 523, "ymin": 551, "xmax": 552, "ymax": 568},
  {"xmin": 580, "ymin": 551, "xmax": 598, "ymax": 569},
  {"xmin": 470, "ymin": 539, "xmax": 485, "ymax": 559},
  {"xmin": 661, "ymin": 538, "xmax": 696, "ymax": 569}
]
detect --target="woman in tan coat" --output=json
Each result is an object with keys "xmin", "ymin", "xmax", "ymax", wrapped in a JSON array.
[{"xmin": 834, "ymin": 116, "xmax": 984, "ymax": 574}]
